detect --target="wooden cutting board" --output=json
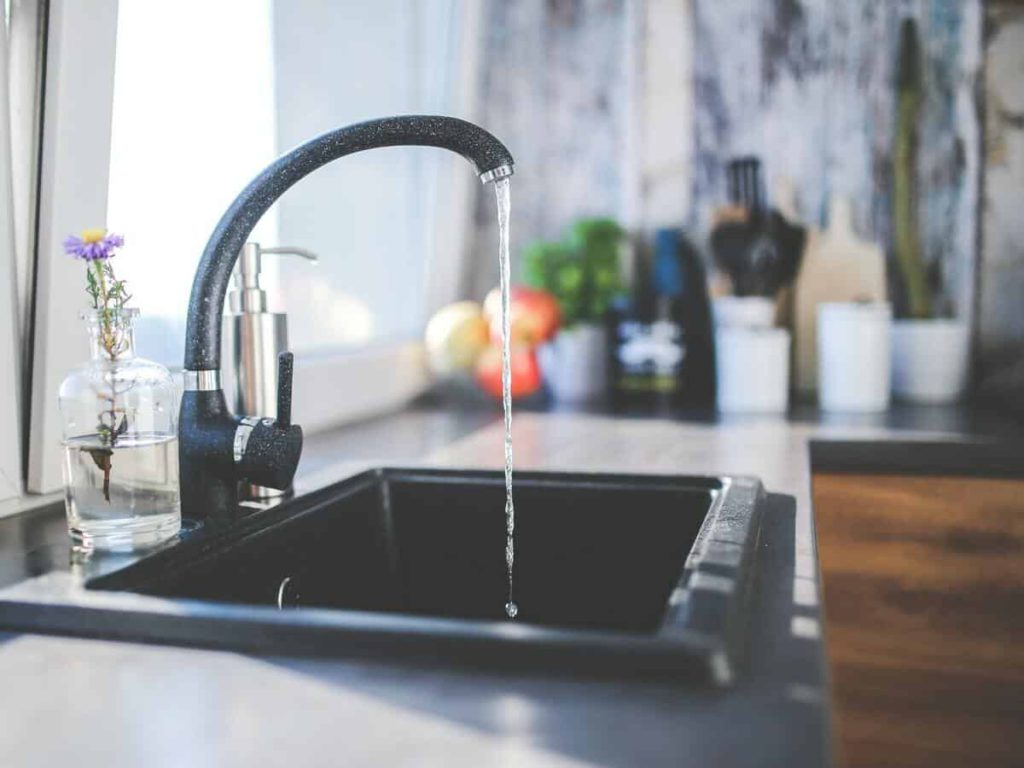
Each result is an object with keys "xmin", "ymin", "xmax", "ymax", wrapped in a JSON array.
[{"xmin": 793, "ymin": 197, "xmax": 887, "ymax": 393}]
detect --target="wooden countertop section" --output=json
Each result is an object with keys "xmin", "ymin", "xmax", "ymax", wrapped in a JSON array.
[{"xmin": 814, "ymin": 474, "xmax": 1024, "ymax": 768}]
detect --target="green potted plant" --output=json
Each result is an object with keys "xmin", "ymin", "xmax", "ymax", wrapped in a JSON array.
[
  {"xmin": 523, "ymin": 218, "xmax": 624, "ymax": 402},
  {"xmin": 890, "ymin": 18, "xmax": 969, "ymax": 403}
]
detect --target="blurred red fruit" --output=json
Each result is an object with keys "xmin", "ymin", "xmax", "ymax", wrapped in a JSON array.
[
  {"xmin": 483, "ymin": 286, "xmax": 561, "ymax": 346},
  {"xmin": 474, "ymin": 343, "xmax": 542, "ymax": 400}
]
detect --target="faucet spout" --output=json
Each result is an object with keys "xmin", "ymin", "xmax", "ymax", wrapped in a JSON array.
[
  {"xmin": 184, "ymin": 115, "xmax": 513, "ymax": 372},
  {"xmin": 179, "ymin": 115, "xmax": 513, "ymax": 521}
]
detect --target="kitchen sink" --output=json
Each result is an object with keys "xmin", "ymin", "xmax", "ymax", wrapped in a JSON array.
[{"xmin": 0, "ymin": 468, "xmax": 765, "ymax": 683}]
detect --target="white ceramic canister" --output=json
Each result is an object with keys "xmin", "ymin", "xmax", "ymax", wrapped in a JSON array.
[
  {"xmin": 715, "ymin": 326, "xmax": 791, "ymax": 414},
  {"xmin": 712, "ymin": 296, "xmax": 776, "ymax": 329},
  {"xmin": 817, "ymin": 302, "xmax": 892, "ymax": 413}
]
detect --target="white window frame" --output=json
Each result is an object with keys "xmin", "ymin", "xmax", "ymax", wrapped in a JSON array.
[
  {"xmin": 1, "ymin": 0, "xmax": 47, "ymax": 510},
  {"xmin": 27, "ymin": 0, "xmax": 118, "ymax": 494},
  {"xmin": 0, "ymin": 6, "xmax": 23, "ymax": 503},
  {"xmin": 25, "ymin": 0, "xmax": 484, "ymax": 494}
]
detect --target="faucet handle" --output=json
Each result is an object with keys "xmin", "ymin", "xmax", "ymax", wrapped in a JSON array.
[
  {"xmin": 230, "ymin": 350, "xmax": 301, "ymax": 491},
  {"xmin": 236, "ymin": 415, "xmax": 303, "ymax": 491},
  {"xmin": 277, "ymin": 351, "xmax": 294, "ymax": 428}
]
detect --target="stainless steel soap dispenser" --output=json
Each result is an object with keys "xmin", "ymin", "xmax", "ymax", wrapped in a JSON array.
[{"xmin": 227, "ymin": 242, "xmax": 317, "ymax": 497}]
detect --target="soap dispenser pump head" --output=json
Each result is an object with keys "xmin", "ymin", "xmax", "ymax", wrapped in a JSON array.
[{"xmin": 229, "ymin": 242, "xmax": 320, "ymax": 314}]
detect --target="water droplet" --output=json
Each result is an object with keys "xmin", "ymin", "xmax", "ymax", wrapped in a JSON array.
[{"xmin": 505, "ymin": 601, "xmax": 519, "ymax": 619}]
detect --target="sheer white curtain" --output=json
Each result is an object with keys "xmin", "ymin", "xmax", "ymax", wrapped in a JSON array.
[{"xmin": 0, "ymin": 9, "xmax": 24, "ymax": 502}]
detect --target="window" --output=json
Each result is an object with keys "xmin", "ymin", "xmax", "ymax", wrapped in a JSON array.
[
  {"xmin": 107, "ymin": 0, "xmax": 280, "ymax": 365},
  {"xmin": 272, "ymin": 0, "xmax": 466, "ymax": 355},
  {"xmin": 2, "ymin": 0, "xmax": 47, "ymax": 505},
  {"xmin": 107, "ymin": 0, "xmax": 470, "ymax": 362},
  {"xmin": 26, "ymin": 0, "xmax": 483, "ymax": 493}
]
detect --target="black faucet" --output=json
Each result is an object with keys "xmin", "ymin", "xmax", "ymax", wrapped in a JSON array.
[{"xmin": 180, "ymin": 115, "xmax": 514, "ymax": 521}]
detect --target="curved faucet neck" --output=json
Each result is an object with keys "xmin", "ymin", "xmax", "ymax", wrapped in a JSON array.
[{"xmin": 183, "ymin": 115, "xmax": 513, "ymax": 373}]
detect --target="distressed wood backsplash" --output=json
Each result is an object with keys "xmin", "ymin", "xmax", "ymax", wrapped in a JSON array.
[
  {"xmin": 464, "ymin": 0, "xmax": 1024, "ymax": 390},
  {"xmin": 979, "ymin": 1, "xmax": 1024, "ymax": 393},
  {"xmin": 692, "ymin": 0, "xmax": 982, "ymax": 320},
  {"xmin": 470, "ymin": 0, "xmax": 983, "ymax": 322},
  {"xmin": 468, "ymin": 0, "xmax": 630, "ymax": 296}
]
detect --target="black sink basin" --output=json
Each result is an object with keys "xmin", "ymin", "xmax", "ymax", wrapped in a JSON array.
[{"xmin": 2, "ymin": 468, "xmax": 765, "ymax": 682}]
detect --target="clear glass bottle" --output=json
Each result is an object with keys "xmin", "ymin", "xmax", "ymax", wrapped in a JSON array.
[{"xmin": 58, "ymin": 309, "xmax": 181, "ymax": 550}]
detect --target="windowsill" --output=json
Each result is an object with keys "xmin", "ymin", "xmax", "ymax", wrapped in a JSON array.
[{"xmin": 0, "ymin": 490, "xmax": 63, "ymax": 521}]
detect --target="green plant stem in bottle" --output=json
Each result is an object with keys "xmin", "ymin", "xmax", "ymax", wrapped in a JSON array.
[{"xmin": 58, "ymin": 229, "xmax": 181, "ymax": 551}]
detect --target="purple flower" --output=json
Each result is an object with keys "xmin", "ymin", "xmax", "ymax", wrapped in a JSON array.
[{"xmin": 64, "ymin": 229, "xmax": 125, "ymax": 261}]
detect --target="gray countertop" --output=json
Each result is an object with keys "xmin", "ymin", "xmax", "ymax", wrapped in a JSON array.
[{"xmin": 0, "ymin": 405, "xmax": 1020, "ymax": 768}]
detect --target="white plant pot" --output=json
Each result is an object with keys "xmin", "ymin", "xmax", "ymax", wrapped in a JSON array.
[
  {"xmin": 538, "ymin": 324, "xmax": 607, "ymax": 403},
  {"xmin": 891, "ymin": 319, "xmax": 970, "ymax": 404}
]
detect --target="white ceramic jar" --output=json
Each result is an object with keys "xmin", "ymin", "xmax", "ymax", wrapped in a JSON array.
[
  {"xmin": 715, "ymin": 326, "xmax": 791, "ymax": 413},
  {"xmin": 817, "ymin": 302, "xmax": 892, "ymax": 413},
  {"xmin": 712, "ymin": 296, "xmax": 776, "ymax": 329}
]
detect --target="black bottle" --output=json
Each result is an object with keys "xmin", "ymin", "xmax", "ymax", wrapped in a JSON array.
[
  {"xmin": 669, "ymin": 230, "xmax": 716, "ymax": 409},
  {"xmin": 609, "ymin": 229, "xmax": 714, "ymax": 411}
]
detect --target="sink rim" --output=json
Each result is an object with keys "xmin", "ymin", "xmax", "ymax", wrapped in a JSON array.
[{"xmin": 0, "ymin": 467, "xmax": 765, "ymax": 684}]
